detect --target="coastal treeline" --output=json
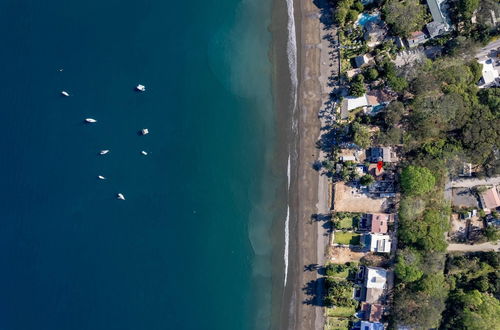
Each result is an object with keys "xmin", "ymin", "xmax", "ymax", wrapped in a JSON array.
[{"xmin": 382, "ymin": 59, "xmax": 500, "ymax": 327}]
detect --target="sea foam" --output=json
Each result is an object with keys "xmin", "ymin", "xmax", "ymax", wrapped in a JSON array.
[{"xmin": 284, "ymin": 0, "xmax": 297, "ymax": 287}]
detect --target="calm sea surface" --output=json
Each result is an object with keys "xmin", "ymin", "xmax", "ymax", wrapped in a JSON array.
[{"xmin": 0, "ymin": 0, "xmax": 282, "ymax": 329}]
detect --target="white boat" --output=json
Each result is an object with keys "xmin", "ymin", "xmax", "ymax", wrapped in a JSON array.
[
  {"xmin": 98, "ymin": 175, "xmax": 106, "ymax": 180},
  {"xmin": 136, "ymin": 84, "xmax": 146, "ymax": 92},
  {"xmin": 85, "ymin": 118, "xmax": 97, "ymax": 123},
  {"xmin": 141, "ymin": 128, "xmax": 149, "ymax": 135},
  {"xmin": 141, "ymin": 151, "xmax": 148, "ymax": 155},
  {"xmin": 100, "ymin": 150, "xmax": 110, "ymax": 155},
  {"xmin": 61, "ymin": 91, "xmax": 70, "ymax": 96},
  {"xmin": 117, "ymin": 193, "xmax": 125, "ymax": 200}
]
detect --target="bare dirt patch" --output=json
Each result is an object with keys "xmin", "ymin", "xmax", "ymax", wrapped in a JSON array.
[
  {"xmin": 333, "ymin": 182, "xmax": 390, "ymax": 213},
  {"xmin": 326, "ymin": 246, "xmax": 366, "ymax": 264}
]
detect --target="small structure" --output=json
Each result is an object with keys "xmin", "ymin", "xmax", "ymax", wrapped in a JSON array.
[
  {"xmin": 425, "ymin": 0, "xmax": 452, "ymax": 38},
  {"xmin": 360, "ymin": 303, "xmax": 384, "ymax": 322},
  {"xmin": 426, "ymin": 21, "xmax": 448, "ymax": 38},
  {"xmin": 364, "ymin": 213, "xmax": 391, "ymax": 234},
  {"xmin": 459, "ymin": 162, "xmax": 473, "ymax": 177},
  {"xmin": 369, "ymin": 147, "xmax": 398, "ymax": 163},
  {"xmin": 340, "ymin": 155, "xmax": 357, "ymax": 162},
  {"xmin": 356, "ymin": 165, "xmax": 367, "ymax": 176},
  {"xmin": 478, "ymin": 59, "xmax": 500, "ymax": 88},
  {"xmin": 479, "ymin": 186, "xmax": 500, "ymax": 210},
  {"xmin": 340, "ymin": 94, "xmax": 369, "ymax": 120},
  {"xmin": 393, "ymin": 36, "xmax": 405, "ymax": 48},
  {"xmin": 406, "ymin": 31, "xmax": 426, "ymax": 48},
  {"xmin": 364, "ymin": 234, "xmax": 392, "ymax": 253},
  {"xmin": 357, "ymin": 321, "xmax": 384, "ymax": 330},
  {"xmin": 364, "ymin": 21, "xmax": 387, "ymax": 48},
  {"xmin": 368, "ymin": 163, "xmax": 384, "ymax": 179},
  {"xmin": 354, "ymin": 54, "xmax": 371, "ymax": 68},
  {"xmin": 486, "ymin": 214, "xmax": 500, "ymax": 228},
  {"xmin": 365, "ymin": 90, "xmax": 397, "ymax": 115},
  {"xmin": 363, "ymin": 267, "xmax": 388, "ymax": 304}
]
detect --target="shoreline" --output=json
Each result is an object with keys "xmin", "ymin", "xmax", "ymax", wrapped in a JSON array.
[{"xmin": 278, "ymin": 0, "xmax": 334, "ymax": 329}]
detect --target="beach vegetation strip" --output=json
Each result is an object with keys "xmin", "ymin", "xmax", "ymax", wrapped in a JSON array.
[{"xmin": 333, "ymin": 232, "xmax": 361, "ymax": 245}]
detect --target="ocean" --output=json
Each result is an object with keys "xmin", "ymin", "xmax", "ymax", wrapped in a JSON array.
[{"xmin": 0, "ymin": 0, "xmax": 289, "ymax": 329}]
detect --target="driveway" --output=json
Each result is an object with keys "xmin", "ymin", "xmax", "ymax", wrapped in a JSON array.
[
  {"xmin": 447, "ymin": 176, "xmax": 500, "ymax": 189},
  {"xmin": 447, "ymin": 242, "xmax": 500, "ymax": 252},
  {"xmin": 476, "ymin": 39, "xmax": 500, "ymax": 61}
]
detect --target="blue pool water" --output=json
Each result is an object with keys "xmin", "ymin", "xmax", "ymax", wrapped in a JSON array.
[{"xmin": 357, "ymin": 12, "xmax": 382, "ymax": 27}]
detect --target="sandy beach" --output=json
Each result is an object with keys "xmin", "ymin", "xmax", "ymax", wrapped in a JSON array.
[{"xmin": 279, "ymin": 0, "xmax": 335, "ymax": 329}]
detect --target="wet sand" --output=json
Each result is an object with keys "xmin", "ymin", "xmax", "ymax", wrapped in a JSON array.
[{"xmin": 279, "ymin": 0, "xmax": 331, "ymax": 329}]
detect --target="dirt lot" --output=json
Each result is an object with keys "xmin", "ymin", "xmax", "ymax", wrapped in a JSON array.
[
  {"xmin": 449, "ymin": 213, "xmax": 467, "ymax": 241},
  {"xmin": 333, "ymin": 182, "xmax": 391, "ymax": 213},
  {"xmin": 326, "ymin": 246, "xmax": 367, "ymax": 264}
]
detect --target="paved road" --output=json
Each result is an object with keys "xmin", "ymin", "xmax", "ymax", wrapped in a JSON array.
[
  {"xmin": 447, "ymin": 242, "xmax": 500, "ymax": 252},
  {"xmin": 476, "ymin": 39, "xmax": 500, "ymax": 61},
  {"xmin": 448, "ymin": 176, "xmax": 500, "ymax": 188}
]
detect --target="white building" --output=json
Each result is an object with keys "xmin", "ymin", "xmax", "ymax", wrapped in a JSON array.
[{"xmin": 366, "ymin": 234, "xmax": 392, "ymax": 253}]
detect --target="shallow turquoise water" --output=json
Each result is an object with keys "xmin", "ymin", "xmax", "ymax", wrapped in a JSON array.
[
  {"xmin": 357, "ymin": 12, "xmax": 382, "ymax": 26},
  {"xmin": 0, "ymin": 0, "xmax": 279, "ymax": 329}
]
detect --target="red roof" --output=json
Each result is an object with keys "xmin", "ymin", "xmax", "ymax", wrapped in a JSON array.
[
  {"xmin": 370, "ymin": 213, "xmax": 389, "ymax": 234},
  {"xmin": 481, "ymin": 187, "xmax": 500, "ymax": 210},
  {"xmin": 369, "ymin": 304, "xmax": 384, "ymax": 322}
]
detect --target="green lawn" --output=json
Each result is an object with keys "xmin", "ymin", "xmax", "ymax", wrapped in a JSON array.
[
  {"xmin": 334, "ymin": 232, "xmax": 361, "ymax": 245},
  {"xmin": 325, "ymin": 317, "xmax": 349, "ymax": 330},
  {"xmin": 326, "ymin": 306, "xmax": 356, "ymax": 318},
  {"xmin": 334, "ymin": 213, "xmax": 360, "ymax": 230},
  {"xmin": 336, "ymin": 216, "xmax": 355, "ymax": 229}
]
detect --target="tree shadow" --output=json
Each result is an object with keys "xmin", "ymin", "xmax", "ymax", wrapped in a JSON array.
[
  {"xmin": 302, "ymin": 278, "xmax": 326, "ymax": 306},
  {"xmin": 312, "ymin": 0, "xmax": 335, "ymax": 30}
]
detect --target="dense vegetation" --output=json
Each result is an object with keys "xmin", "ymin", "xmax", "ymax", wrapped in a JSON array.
[
  {"xmin": 440, "ymin": 253, "xmax": 500, "ymax": 329},
  {"xmin": 377, "ymin": 55, "xmax": 500, "ymax": 328},
  {"xmin": 383, "ymin": 0, "xmax": 428, "ymax": 37}
]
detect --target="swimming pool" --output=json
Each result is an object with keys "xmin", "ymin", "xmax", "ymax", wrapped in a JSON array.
[{"xmin": 357, "ymin": 12, "xmax": 381, "ymax": 27}]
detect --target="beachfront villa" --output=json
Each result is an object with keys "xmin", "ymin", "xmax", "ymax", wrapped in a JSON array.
[
  {"xmin": 364, "ymin": 234, "xmax": 392, "ymax": 253},
  {"xmin": 363, "ymin": 267, "xmax": 388, "ymax": 304},
  {"xmin": 478, "ymin": 58, "xmax": 500, "ymax": 88},
  {"xmin": 361, "ymin": 213, "xmax": 392, "ymax": 234},
  {"xmin": 425, "ymin": 0, "xmax": 452, "ymax": 38}
]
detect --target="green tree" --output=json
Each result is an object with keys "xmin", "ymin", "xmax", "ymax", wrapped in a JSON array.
[
  {"xmin": 359, "ymin": 174, "xmax": 375, "ymax": 186},
  {"xmin": 384, "ymin": 0, "xmax": 428, "ymax": 37},
  {"xmin": 350, "ymin": 74, "xmax": 366, "ymax": 97},
  {"xmin": 395, "ymin": 248, "xmax": 424, "ymax": 282},
  {"xmin": 457, "ymin": 0, "xmax": 480, "ymax": 21},
  {"xmin": 351, "ymin": 122, "xmax": 371, "ymax": 148},
  {"xmin": 346, "ymin": 9, "xmax": 360, "ymax": 23},
  {"xmin": 400, "ymin": 165, "xmax": 436, "ymax": 195},
  {"xmin": 364, "ymin": 67, "xmax": 379, "ymax": 81}
]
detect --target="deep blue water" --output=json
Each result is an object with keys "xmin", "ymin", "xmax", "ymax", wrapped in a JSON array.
[{"xmin": 0, "ymin": 0, "xmax": 279, "ymax": 329}]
